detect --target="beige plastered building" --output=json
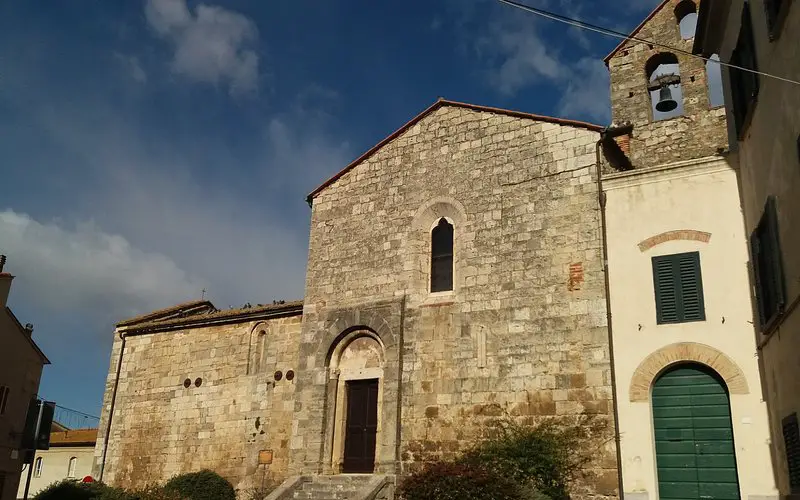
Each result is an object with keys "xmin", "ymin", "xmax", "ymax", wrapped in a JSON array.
[{"xmin": 16, "ymin": 429, "xmax": 97, "ymax": 498}]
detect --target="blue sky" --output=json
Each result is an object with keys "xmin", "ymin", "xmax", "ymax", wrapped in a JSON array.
[{"xmin": 0, "ymin": 0, "xmax": 662, "ymax": 417}]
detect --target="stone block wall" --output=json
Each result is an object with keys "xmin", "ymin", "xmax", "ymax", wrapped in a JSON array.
[
  {"xmin": 298, "ymin": 103, "xmax": 619, "ymax": 498},
  {"xmin": 92, "ymin": 312, "xmax": 303, "ymax": 492},
  {"xmin": 607, "ymin": 0, "xmax": 728, "ymax": 169}
]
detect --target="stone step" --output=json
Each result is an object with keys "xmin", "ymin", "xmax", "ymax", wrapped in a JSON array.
[{"xmin": 270, "ymin": 474, "xmax": 392, "ymax": 500}]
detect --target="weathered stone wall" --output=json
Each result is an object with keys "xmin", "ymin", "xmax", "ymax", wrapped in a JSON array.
[
  {"xmin": 92, "ymin": 312, "xmax": 303, "ymax": 492},
  {"xmin": 296, "ymin": 104, "xmax": 619, "ymax": 498},
  {"xmin": 608, "ymin": 0, "xmax": 728, "ymax": 169}
]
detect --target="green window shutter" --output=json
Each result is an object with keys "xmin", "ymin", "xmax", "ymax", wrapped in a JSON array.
[
  {"xmin": 653, "ymin": 256, "xmax": 679, "ymax": 323},
  {"xmin": 751, "ymin": 196, "xmax": 786, "ymax": 331},
  {"xmin": 750, "ymin": 233, "xmax": 768, "ymax": 327},
  {"xmin": 653, "ymin": 252, "xmax": 705, "ymax": 324},
  {"xmin": 678, "ymin": 252, "xmax": 705, "ymax": 321},
  {"xmin": 783, "ymin": 413, "xmax": 800, "ymax": 494}
]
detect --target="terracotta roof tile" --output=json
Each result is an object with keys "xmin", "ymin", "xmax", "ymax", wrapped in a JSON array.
[
  {"xmin": 116, "ymin": 300, "xmax": 214, "ymax": 327},
  {"xmin": 126, "ymin": 300, "xmax": 304, "ymax": 333},
  {"xmin": 49, "ymin": 428, "xmax": 97, "ymax": 446}
]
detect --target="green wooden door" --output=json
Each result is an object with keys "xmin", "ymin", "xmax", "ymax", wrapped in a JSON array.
[{"xmin": 653, "ymin": 364, "xmax": 741, "ymax": 500}]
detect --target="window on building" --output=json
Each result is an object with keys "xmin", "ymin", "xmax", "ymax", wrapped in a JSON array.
[
  {"xmin": 751, "ymin": 196, "xmax": 785, "ymax": 331},
  {"xmin": 730, "ymin": 2, "xmax": 760, "ymax": 136},
  {"xmin": 256, "ymin": 330, "xmax": 267, "ymax": 374},
  {"xmin": 0, "ymin": 386, "xmax": 9, "ymax": 415},
  {"xmin": 646, "ymin": 53, "xmax": 684, "ymax": 121},
  {"xmin": 674, "ymin": 0, "xmax": 698, "ymax": 39},
  {"xmin": 430, "ymin": 218, "xmax": 454, "ymax": 292},
  {"xmin": 706, "ymin": 54, "xmax": 725, "ymax": 107},
  {"xmin": 34, "ymin": 457, "xmax": 43, "ymax": 478},
  {"xmin": 783, "ymin": 413, "xmax": 800, "ymax": 494},
  {"xmin": 652, "ymin": 251, "xmax": 706, "ymax": 324},
  {"xmin": 765, "ymin": 0, "xmax": 788, "ymax": 40},
  {"xmin": 68, "ymin": 457, "xmax": 77, "ymax": 478}
]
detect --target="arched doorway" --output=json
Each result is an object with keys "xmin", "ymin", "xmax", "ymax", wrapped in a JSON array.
[
  {"xmin": 653, "ymin": 363, "xmax": 741, "ymax": 500},
  {"xmin": 328, "ymin": 332, "xmax": 385, "ymax": 474}
]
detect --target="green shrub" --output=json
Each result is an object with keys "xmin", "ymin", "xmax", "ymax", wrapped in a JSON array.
[
  {"xmin": 399, "ymin": 461, "xmax": 523, "ymax": 500},
  {"xmin": 33, "ymin": 480, "xmax": 96, "ymax": 500},
  {"xmin": 459, "ymin": 414, "xmax": 608, "ymax": 500},
  {"xmin": 162, "ymin": 470, "xmax": 235, "ymax": 500}
]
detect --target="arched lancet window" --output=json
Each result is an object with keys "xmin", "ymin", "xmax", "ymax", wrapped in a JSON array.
[
  {"xmin": 430, "ymin": 218, "xmax": 453, "ymax": 292},
  {"xmin": 675, "ymin": 1, "xmax": 698, "ymax": 39},
  {"xmin": 646, "ymin": 53, "xmax": 684, "ymax": 121},
  {"xmin": 34, "ymin": 457, "xmax": 43, "ymax": 477},
  {"xmin": 706, "ymin": 54, "xmax": 725, "ymax": 107},
  {"xmin": 255, "ymin": 330, "xmax": 267, "ymax": 374},
  {"xmin": 68, "ymin": 456, "xmax": 77, "ymax": 478}
]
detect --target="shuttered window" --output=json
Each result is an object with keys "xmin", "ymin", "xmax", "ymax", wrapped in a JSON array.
[
  {"xmin": 764, "ymin": 0, "xmax": 789, "ymax": 39},
  {"xmin": 750, "ymin": 196, "xmax": 786, "ymax": 332},
  {"xmin": 0, "ymin": 386, "xmax": 8, "ymax": 415},
  {"xmin": 782, "ymin": 413, "xmax": 800, "ymax": 494},
  {"xmin": 730, "ymin": 2, "xmax": 760, "ymax": 136},
  {"xmin": 430, "ymin": 218, "xmax": 454, "ymax": 292},
  {"xmin": 652, "ymin": 252, "xmax": 706, "ymax": 324}
]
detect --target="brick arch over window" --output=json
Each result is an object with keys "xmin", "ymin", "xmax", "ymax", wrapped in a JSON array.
[
  {"xmin": 629, "ymin": 342, "xmax": 749, "ymax": 401},
  {"xmin": 638, "ymin": 229, "xmax": 711, "ymax": 251}
]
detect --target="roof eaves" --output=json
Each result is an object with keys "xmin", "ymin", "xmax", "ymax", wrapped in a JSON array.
[
  {"xmin": 123, "ymin": 300, "xmax": 304, "ymax": 335},
  {"xmin": 116, "ymin": 300, "xmax": 215, "ymax": 327},
  {"xmin": 4, "ymin": 307, "xmax": 50, "ymax": 364},
  {"xmin": 306, "ymin": 98, "xmax": 604, "ymax": 203},
  {"xmin": 603, "ymin": 0, "xmax": 671, "ymax": 65}
]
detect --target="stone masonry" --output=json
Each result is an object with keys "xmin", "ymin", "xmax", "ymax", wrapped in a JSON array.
[
  {"xmin": 293, "ymin": 101, "xmax": 619, "ymax": 498},
  {"xmin": 94, "ymin": 101, "xmax": 620, "ymax": 500},
  {"xmin": 606, "ymin": 0, "xmax": 728, "ymax": 169},
  {"xmin": 93, "ymin": 302, "xmax": 304, "ymax": 492}
]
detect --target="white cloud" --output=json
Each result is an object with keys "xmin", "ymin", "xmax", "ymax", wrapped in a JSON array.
[
  {"xmin": 0, "ymin": 210, "xmax": 202, "ymax": 322},
  {"xmin": 476, "ymin": 16, "xmax": 566, "ymax": 95},
  {"xmin": 558, "ymin": 58, "xmax": 612, "ymax": 123},
  {"xmin": 145, "ymin": 0, "xmax": 259, "ymax": 95}
]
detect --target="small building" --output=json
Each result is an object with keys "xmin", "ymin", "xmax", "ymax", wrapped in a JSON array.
[
  {"xmin": 16, "ymin": 428, "xmax": 98, "ymax": 498},
  {"xmin": 0, "ymin": 258, "xmax": 50, "ymax": 500},
  {"xmin": 694, "ymin": 0, "xmax": 800, "ymax": 496},
  {"xmin": 601, "ymin": 1, "xmax": 777, "ymax": 499}
]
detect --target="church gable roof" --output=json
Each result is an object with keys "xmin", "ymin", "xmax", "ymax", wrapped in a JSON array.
[
  {"xmin": 306, "ymin": 98, "xmax": 603, "ymax": 203},
  {"xmin": 603, "ymin": 0, "xmax": 671, "ymax": 64}
]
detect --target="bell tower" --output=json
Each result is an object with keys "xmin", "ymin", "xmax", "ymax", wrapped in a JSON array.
[{"xmin": 604, "ymin": 0, "xmax": 728, "ymax": 170}]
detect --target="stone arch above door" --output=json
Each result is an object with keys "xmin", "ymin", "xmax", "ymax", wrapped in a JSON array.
[{"xmin": 629, "ymin": 342, "xmax": 749, "ymax": 401}]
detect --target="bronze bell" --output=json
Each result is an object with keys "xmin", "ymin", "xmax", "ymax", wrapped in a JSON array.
[{"xmin": 655, "ymin": 85, "xmax": 678, "ymax": 112}]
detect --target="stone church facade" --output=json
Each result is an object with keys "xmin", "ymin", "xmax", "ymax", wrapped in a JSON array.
[
  {"xmin": 93, "ymin": 101, "xmax": 619, "ymax": 498},
  {"xmin": 93, "ymin": 2, "xmax": 780, "ymax": 499}
]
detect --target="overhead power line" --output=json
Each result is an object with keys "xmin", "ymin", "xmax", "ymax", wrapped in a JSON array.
[{"xmin": 496, "ymin": 0, "xmax": 800, "ymax": 86}]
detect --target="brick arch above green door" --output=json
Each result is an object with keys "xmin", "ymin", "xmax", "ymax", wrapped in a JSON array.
[{"xmin": 629, "ymin": 343, "xmax": 749, "ymax": 401}]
